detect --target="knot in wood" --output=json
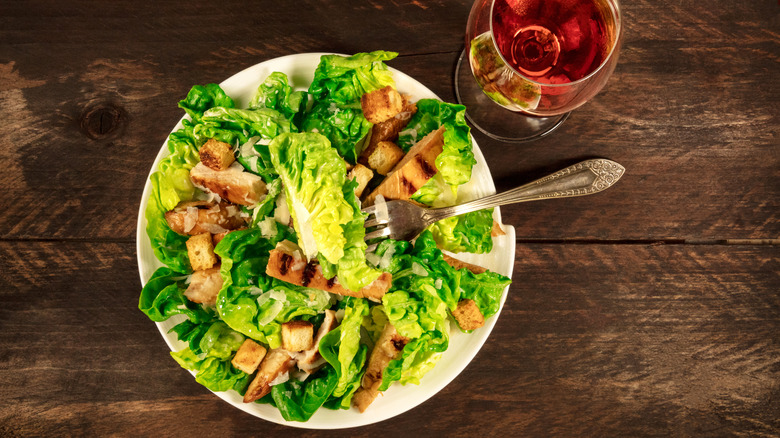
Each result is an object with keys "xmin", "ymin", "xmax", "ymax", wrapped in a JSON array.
[{"xmin": 80, "ymin": 103, "xmax": 124, "ymax": 140}]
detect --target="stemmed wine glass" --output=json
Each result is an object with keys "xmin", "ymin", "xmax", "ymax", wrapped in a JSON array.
[{"xmin": 455, "ymin": 0, "xmax": 623, "ymax": 142}]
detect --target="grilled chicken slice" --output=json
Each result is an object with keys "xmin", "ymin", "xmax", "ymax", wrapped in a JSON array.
[
  {"xmin": 362, "ymin": 126, "xmax": 445, "ymax": 206},
  {"xmin": 190, "ymin": 162, "xmax": 267, "ymax": 206},
  {"xmin": 265, "ymin": 240, "xmax": 392, "ymax": 302},
  {"xmin": 243, "ymin": 348, "xmax": 296, "ymax": 403},
  {"xmin": 352, "ymin": 323, "xmax": 409, "ymax": 412},
  {"xmin": 165, "ymin": 201, "xmax": 248, "ymax": 235},
  {"xmin": 184, "ymin": 266, "xmax": 222, "ymax": 306}
]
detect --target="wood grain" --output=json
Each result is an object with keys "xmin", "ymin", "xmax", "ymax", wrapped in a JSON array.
[
  {"xmin": 0, "ymin": 0, "xmax": 778, "ymax": 435},
  {"xmin": 0, "ymin": 0, "xmax": 777, "ymax": 241},
  {"xmin": 1, "ymin": 241, "xmax": 777, "ymax": 436}
]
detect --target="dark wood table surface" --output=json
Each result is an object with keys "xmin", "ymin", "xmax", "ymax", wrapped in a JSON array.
[{"xmin": 1, "ymin": 0, "xmax": 778, "ymax": 436}]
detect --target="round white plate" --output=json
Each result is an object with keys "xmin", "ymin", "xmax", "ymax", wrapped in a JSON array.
[{"xmin": 136, "ymin": 53, "xmax": 516, "ymax": 429}]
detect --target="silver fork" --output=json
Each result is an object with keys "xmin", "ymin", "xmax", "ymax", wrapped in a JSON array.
[{"xmin": 362, "ymin": 158, "xmax": 625, "ymax": 250}]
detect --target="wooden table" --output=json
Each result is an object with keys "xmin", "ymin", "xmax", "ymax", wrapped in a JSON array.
[{"xmin": 2, "ymin": 0, "xmax": 777, "ymax": 435}]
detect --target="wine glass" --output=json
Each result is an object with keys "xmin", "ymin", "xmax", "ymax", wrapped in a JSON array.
[{"xmin": 455, "ymin": 0, "xmax": 622, "ymax": 142}]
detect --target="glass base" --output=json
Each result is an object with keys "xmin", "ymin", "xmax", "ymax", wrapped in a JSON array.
[{"xmin": 454, "ymin": 49, "xmax": 569, "ymax": 143}]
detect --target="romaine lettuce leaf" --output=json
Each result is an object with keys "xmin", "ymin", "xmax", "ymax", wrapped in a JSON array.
[
  {"xmin": 195, "ymin": 107, "xmax": 296, "ymax": 182},
  {"xmin": 178, "ymin": 83, "xmax": 235, "ymax": 122},
  {"xmin": 319, "ymin": 297, "xmax": 369, "ymax": 408},
  {"xmin": 271, "ymin": 364, "xmax": 339, "ymax": 422},
  {"xmin": 428, "ymin": 208, "xmax": 495, "ymax": 254},
  {"xmin": 145, "ymin": 83, "xmax": 237, "ymax": 272},
  {"xmin": 138, "ymin": 267, "xmax": 214, "ymax": 323},
  {"xmin": 249, "ymin": 71, "xmax": 308, "ymax": 125},
  {"xmin": 302, "ymin": 51, "xmax": 398, "ymax": 163},
  {"xmin": 169, "ymin": 320, "xmax": 251, "ymax": 393},
  {"xmin": 215, "ymin": 229, "xmax": 331, "ymax": 349},
  {"xmin": 308, "ymin": 51, "xmax": 398, "ymax": 104},
  {"xmin": 398, "ymin": 99, "xmax": 477, "ymax": 193},
  {"xmin": 268, "ymin": 132, "xmax": 381, "ymax": 291}
]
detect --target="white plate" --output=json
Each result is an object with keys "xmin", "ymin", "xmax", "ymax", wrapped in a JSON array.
[{"xmin": 136, "ymin": 53, "xmax": 516, "ymax": 429}]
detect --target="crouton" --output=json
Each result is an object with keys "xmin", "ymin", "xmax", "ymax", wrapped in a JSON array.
[
  {"xmin": 450, "ymin": 298, "xmax": 485, "ymax": 331},
  {"xmin": 281, "ymin": 320, "xmax": 314, "ymax": 352},
  {"xmin": 441, "ymin": 253, "xmax": 488, "ymax": 275},
  {"xmin": 366, "ymin": 141, "xmax": 405, "ymax": 176},
  {"xmin": 361, "ymin": 86, "xmax": 404, "ymax": 124},
  {"xmin": 186, "ymin": 233, "xmax": 218, "ymax": 271},
  {"xmin": 295, "ymin": 310, "xmax": 338, "ymax": 374},
  {"xmin": 243, "ymin": 348, "xmax": 296, "ymax": 403},
  {"xmin": 231, "ymin": 339, "xmax": 267, "ymax": 374},
  {"xmin": 165, "ymin": 201, "xmax": 248, "ymax": 235},
  {"xmin": 348, "ymin": 164, "xmax": 374, "ymax": 198},
  {"xmin": 363, "ymin": 127, "xmax": 445, "ymax": 206},
  {"xmin": 199, "ymin": 138, "xmax": 235, "ymax": 171},
  {"xmin": 360, "ymin": 96, "xmax": 417, "ymax": 165},
  {"xmin": 352, "ymin": 323, "xmax": 409, "ymax": 412},
  {"xmin": 183, "ymin": 266, "xmax": 222, "ymax": 306},
  {"xmin": 265, "ymin": 240, "xmax": 392, "ymax": 302},
  {"xmin": 190, "ymin": 162, "xmax": 267, "ymax": 206}
]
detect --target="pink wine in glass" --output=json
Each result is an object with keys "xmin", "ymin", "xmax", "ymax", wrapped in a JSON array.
[
  {"xmin": 492, "ymin": 0, "xmax": 612, "ymax": 84},
  {"xmin": 466, "ymin": 0, "xmax": 619, "ymax": 116}
]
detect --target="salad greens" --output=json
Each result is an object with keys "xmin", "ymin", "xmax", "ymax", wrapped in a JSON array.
[{"xmin": 139, "ymin": 51, "xmax": 511, "ymax": 422}]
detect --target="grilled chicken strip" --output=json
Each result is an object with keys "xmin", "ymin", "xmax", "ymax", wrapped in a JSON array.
[
  {"xmin": 164, "ymin": 201, "xmax": 248, "ymax": 235},
  {"xmin": 265, "ymin": 240, "xmax": 392, "ymax": 302},
  {"xmin": 190, "ymin": 162, "xmax": 267, "ymax": 206}
]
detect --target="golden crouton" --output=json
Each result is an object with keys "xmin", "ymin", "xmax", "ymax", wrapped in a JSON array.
[
  {"xmin": 361, "ymin": 86, "xmax": 404, "ymax": 124},
  {"xmin": 348, "ymin": 164, "xmax": 374, "ymax": 198},
  {"xmin": 199, "ymin": 138, "xmax": 235, "ymax": 171},
  {"xmin": 352, "ymin": 323, "xmax": 408, "ymax": 412},
  {"xmin": 363, "ymin": 127, "xmax": 445, "ymax": 206},
  {"xmin": 366, "ymin": 141, "xmax": 405, "ymax": 176},
  {"xmin": 441, "ymin": 254, "xmax": 488, "ymax": 275},
  {"xmin": 231, "ymin": 339, "xmax": 267, "ymax": 374},
  {"xmin": 183, "ymin": 266, "xmax": 222, "ymax": 306},
  {"xmin": 360, "ymin": 96, "xmax": 417, "ymax": 164},
  {"xmin": 243, "ymin": 348, "xmax": 296, "ymax": 403},
  {"xmin": 450, "ymin": 298, "xmax": 485, "ymax": 331},
  {"xmin": 186, "ymin": 233, "xmax": 218, "ymax": 271},
  {"xmin": 281, "ymin": 320, "xmax": 314, "ymax": 352}
]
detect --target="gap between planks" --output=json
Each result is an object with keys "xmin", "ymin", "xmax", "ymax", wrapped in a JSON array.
[{"xmin": 0, "ymin": 237, "xmax": 777, "ymax": 246}]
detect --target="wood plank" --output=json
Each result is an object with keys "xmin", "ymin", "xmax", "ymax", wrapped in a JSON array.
[
  {"xmin": 1, "ymin": 241, "xmax": 776, "ymax": 435},
  {"xmin": 1, "ymin": 1, "xmax": 777, "ymax": 241}
]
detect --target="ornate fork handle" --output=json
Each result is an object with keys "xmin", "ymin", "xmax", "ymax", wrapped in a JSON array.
[{"xmin": 425, "ymin": 159, "xmax": 626, "ymax": 223}]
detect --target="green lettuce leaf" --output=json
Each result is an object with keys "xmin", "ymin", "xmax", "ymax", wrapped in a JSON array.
[
  {"xmin": 319, "ymin": 297, "xmax": 369, "ymax": 408},
  {"xmin": 196, "ymin": 107, "xmax": 296, "ymax": 182},
  {"xmin": 398, "ymin": 99, "xmax": 477, "ymax": 193},
  {"xmin": 145, "ymin": 83, "xmax": 237, "ymax": 272},
  {"xmin": 138, "ymin": 267, "xmax": 214, "ymax": 323},
  {"xmin": 178, "ymin": 83, "xmax": 235, "ymax": 122},
  {"xmin": 249, "ymin": 71, "xmax": 307, "ymax": 125},
  {"xmin": 269, "ymin": 132, "xmax": 381, "ymax": 291},
  {"xmin": 428, "ymin": 208, "xmax": 495, "ymax": 254},
  {"xmin": 169, "ymin": 320, "xmax": 251, "ymax": 393},
  {"xmin": 271, "ymin": 364, "xmax": 339, "ymax": 422},
  {"xmin": 215, "ymin": 229, "xmax": 331, "ymax": 349},
  {"xmin": 308, "ymin": 51, "xmax": 398, "ymax": 104},
  {"xmin": 302, "ymin": 51, "xmax": 398, "ymax": 163}
]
